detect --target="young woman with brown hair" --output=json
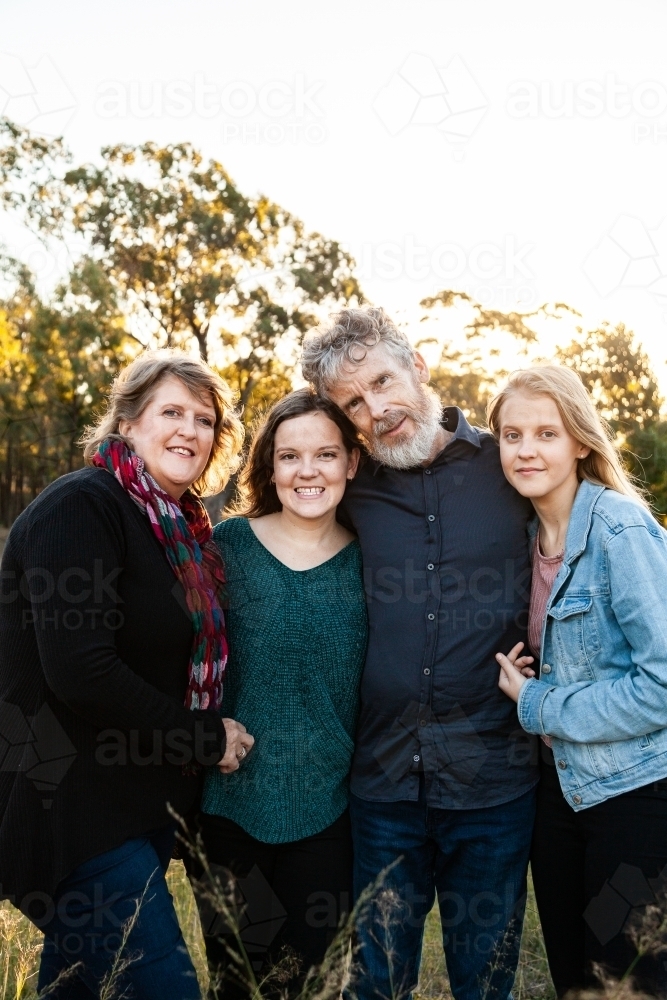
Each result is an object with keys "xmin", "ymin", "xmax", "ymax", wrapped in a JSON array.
[{"xmin": 191, "ymin": 389, "xmax": 368, "ymax": 998}]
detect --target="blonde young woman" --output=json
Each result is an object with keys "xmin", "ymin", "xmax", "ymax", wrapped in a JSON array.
[
  {"xmin": 488, "ymin": 366, "xmax": 667, "ymax": 997},
  {"xmin": 0, "ymin": 350, "xmax": 250, "ymax": 1000}
]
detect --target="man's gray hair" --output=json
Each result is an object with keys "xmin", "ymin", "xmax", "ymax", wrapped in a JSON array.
[{"xmin": 301, "ymin": 307, "xmax": 415, "ymax": 394}]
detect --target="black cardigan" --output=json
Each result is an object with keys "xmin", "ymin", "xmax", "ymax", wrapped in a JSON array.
[{"xmin": 0, "ymin": 467, "xmax": 226, "ymax": 907}]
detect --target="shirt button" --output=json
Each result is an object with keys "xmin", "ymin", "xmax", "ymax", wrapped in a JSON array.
[
  {"xmin": 542, "ymin": 664, "xmax": 552, "ymax": 674},
  {"xmin": 572, "ymin": 794, "xmax": 582, "ymax": 805},
  {"xmin": 557, "ymin": 759, "xmax": 567, "ymax": 770},
  {"xmin": 427, "ymin": 563, "xmax": 434, "ymax": 571},
  {"xmin": 427, "ymin": 613, "xmax": 435, "ymax": 621},
  {"xmin": 420, "ymin": 719, "xmax": 428, "ymax": 727},
  {"xmin": 428, "ymin": 515, "xmax": 435, "ymax": 522},
  {"xmin": 424, "ymin": 469, "xmax": 432, "ymax": 475},
  {"xmin": 424, "ymin": 668, "xmax": 431, "ymax": 675},
  {"xmin": 413, "ymin": 754, "xmax": 421, "ymax": 761}
]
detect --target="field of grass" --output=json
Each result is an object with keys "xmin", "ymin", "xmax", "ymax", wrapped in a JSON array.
[{"xmin": 0, "ymin": 863, "xmax": 555, "ymax": 1000}]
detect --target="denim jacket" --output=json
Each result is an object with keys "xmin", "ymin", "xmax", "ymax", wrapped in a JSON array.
[{"xmin": 517, "ymin": 479, "xmax": 667, "ymax": 810}]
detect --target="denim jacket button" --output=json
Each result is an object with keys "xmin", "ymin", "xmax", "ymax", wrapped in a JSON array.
[
  {"xmin": 572, "ymin": 794, "xmax": 582, "ymax": 805},
  {"xmin": 557, "ymin": 759, "xmax": 567, "ymax": 769},
  {"xmin": 542, "ymin": 664, "xmax": 552, "ymax": 674}
]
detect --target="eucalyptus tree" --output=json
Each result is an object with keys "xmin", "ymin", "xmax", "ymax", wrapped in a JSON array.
[{"xmin": 0, "ymin": 123, "xmax": 362, "ymax": 421}]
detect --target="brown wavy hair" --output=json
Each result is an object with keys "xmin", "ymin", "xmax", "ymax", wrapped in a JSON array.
[
  {"xmin": 235, "ymin": 388, "xmax": 364, "ymax": 518},
  {"xmin": 81, "ymin": 349, "xmax": 245, "ymax": 497}
]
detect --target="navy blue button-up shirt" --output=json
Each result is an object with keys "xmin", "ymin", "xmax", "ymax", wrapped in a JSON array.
[{"xmin": 339, "ymin": 407, "xmax": 538, "ymax": 808}]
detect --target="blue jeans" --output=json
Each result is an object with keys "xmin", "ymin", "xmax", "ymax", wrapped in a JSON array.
[
  {"xmin": 349, "ymin": 784, "xmax": 536, "ymax": 1000},
  {"xmin": 34, "ymin": 825, "xmax": 200, "ymax": 999}
]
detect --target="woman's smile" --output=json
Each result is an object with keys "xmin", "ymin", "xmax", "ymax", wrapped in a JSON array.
[{"xmin": 294, "ymin": 486, "xmax": 325, "ymax": 496}]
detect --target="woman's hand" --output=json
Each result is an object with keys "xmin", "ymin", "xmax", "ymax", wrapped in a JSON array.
[
  {"xmin": 496, "ymin": 642, "xmax": 535, "ymax": 703},
  {"xmin": 218, "ymin": 718, "xmax": 255, "ymax": 773}
]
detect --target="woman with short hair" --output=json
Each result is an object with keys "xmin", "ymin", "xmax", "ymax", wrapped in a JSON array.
[
  {"xmin": 0, "ymin": 349, "xmax": 250, "ymax": 999},
  {"xmin": 191, "ymin": 388, "xmax": 368, "ymax": 999},
  {"xmin": 491, "ymin": 365, "xmax": 667, "ymax": 997}
]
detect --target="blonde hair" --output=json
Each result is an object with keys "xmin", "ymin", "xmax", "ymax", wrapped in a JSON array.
[
  {"xmin": 81, "ymin": 350, "xmax": 244, "ymax": 496},
  {"xmin": 486, "ymin": 364, "xmax": 648, "ymax": 508}
]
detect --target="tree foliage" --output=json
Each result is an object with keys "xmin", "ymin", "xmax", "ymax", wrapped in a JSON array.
[
  {"xmin": 555, "ymin": 323, "xmax": 667, "ymax": 517},
  {"xmin": 556, "ymin": 322, "xmax": 662, "ymax": 432},
  {"xmin": 420, "ymin": 289, "xmax": 578, "ymax": 343},
  {"xmin": 60, "ymin": 142, "xmax": 362, "ymax": 366},
  {"xmin": 418, "ymin": 290, "xmax": 580, "ymax": 426},
  {"xmin": 416, "ymin": 338, "xmax": 490, "ymax": 426},
  {"xmin": 0, "ymin": 121, "xmax": 362, "ymax": 409},
  {"xmin": 0, "ymin": 121, "xmax": 362, "ymax": 521},
  {"xmin": 0, "ymin": 256, "xmax": 129, "ymax": 523},
  {"xmin": 2, "ymin": 121, "xmax": 667, "ymax": 524}
]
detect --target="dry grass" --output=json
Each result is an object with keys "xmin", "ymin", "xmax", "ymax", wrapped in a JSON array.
[
  {"xmin": 414, "ymin": 871, "xmax": 555, "ymax": 1000},
  {"xmin": 0, "ymin": 903, "xmax": 42, "ymax": 999},
  {"xmin": 166, "ymin": 861, "xmax": 210, "ymax": 994},
  {"xmin": 0, "ymin": 864, "xmax": 554, "ymax": 1000}
]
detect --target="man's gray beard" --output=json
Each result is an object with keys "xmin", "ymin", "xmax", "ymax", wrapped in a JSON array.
[{"xmin": 369, "ymin": 389, "xmax": 444, "ymax": 470}]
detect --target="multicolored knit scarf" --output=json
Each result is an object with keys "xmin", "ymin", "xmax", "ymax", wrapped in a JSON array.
[{"xmin": 92, "ymin": 438, "xmax": 227, "ymax": 711}]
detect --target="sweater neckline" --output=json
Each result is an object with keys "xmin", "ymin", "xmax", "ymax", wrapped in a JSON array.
[
  {"xmin": 241, "ymin": 517, "xmax": 358, "ymax": 574},
  {"xmin": 535, "ymin": 533, "xmax": 564, "ymax": 563}
]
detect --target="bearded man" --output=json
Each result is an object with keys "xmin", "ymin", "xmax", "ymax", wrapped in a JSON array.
[{"xmin": 301, "ymin": 307, "xmax": 537, "ymax": 1000}]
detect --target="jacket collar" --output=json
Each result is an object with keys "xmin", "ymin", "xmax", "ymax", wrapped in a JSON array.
[
  {"xmin": 562, "ymin": 480, "xmax": 606, "ymax": 564},
  {"xmin": 527, "ymin": 479, "xmax": 606, "ymax": 563}
]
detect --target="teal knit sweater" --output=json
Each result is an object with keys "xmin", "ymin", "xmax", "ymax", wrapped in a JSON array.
[{"xmin": 202, "ymin": 517, "xmax": 368, "ymax": 843}]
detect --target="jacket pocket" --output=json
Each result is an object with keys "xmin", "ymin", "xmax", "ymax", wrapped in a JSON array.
[
  {"xmin": 548, "ymin": 594, "xmax": 601, "ymax": 670},
  {"xmin": 549, "ymin": 595, "xmax": 593, "ymax": 619}
]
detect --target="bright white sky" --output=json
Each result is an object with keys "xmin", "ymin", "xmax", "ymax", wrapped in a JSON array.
[{"xmin": 3, "ymin": 0, "xmax": 667, "ymax": 390}]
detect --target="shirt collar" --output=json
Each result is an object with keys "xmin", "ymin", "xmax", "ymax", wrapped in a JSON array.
[
  {"xmin": 368, "ymin": 405, "xmax": 481, "ymax": 474},
  {"xmin": 441, "ymin": 406, "xmax": 482, "ymax": 451}
]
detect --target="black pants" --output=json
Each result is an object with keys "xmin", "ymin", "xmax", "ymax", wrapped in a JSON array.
[
  {"xmin": 188, "ymin": 810, "xmax": 352, "ymax": 999},
  {"xmin": 531, "ymin": 748, "xmax": 667, "ymax": 998}
]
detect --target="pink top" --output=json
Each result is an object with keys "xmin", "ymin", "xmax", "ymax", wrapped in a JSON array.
[{"xmin": 528, "ymin": 537, "xmax": 564, "ymax": 658}]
